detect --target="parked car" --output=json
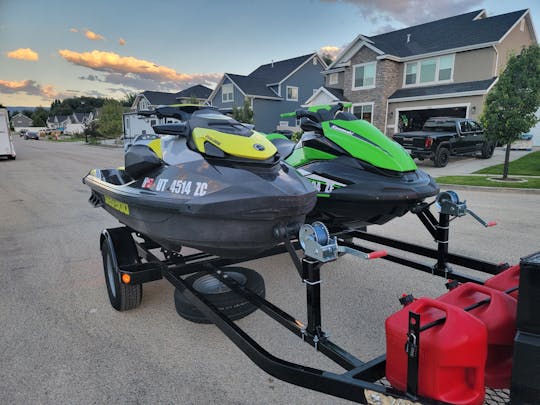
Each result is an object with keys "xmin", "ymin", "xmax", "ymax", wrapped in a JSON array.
[
  {"xmin": 392, "ymin": 117, "xmax": 495, "ymax": 167},
  {"xmin": 24, "ymin": 131, "xmax": 40, "ymax": 140},
  {"xmin": 19, "ymin": 129, "xmax": 28, "ymax": 137}
]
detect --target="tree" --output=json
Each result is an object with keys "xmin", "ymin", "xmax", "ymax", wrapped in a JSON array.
[
  {"xmin": 98, "ymin": 99, "xmax": 124, "ymax": 138},
  {"xmin": 121, "ymin": 93, "xmax": 137, "ymax": 107},
  {"xmin": 32, "ymin": 107, "xmax": 48, "ymax": 127},
  {"xmin": 232, "ymin": 98, "xmax": 254, "ymax": 124},
  {"xmin": 22, "ymin": 109, "xmax": 33, "ymax": 118},
  {"xmin": 321, "ymin": 53, "xmax": 334, "ymax": 66},
  {"xmin": 481, "ymin": 44, "xmax": 540, "ymax": 179}
]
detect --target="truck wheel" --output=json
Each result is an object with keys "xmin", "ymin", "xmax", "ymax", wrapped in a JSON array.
[
  {"xmin": 101, "ymin": 228, "xmax": 142, "ymax": 311},
  {"xmin": 481, "ymin": 142, "xmax": 495, "ymax": 159},
  {"xmin": 174, "ymin": 267, "xmax": 265, "ymax": 324},
  {"xmin": 434, "ymin": 147, "xmax": 450, "ymax": 167}
]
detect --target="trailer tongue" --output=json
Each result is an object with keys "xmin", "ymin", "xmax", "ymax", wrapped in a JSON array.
[{"xmin": 93, "ymin": 190, "xmax": 538, "ymax": 404}]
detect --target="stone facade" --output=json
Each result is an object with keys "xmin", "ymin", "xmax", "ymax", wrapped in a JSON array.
[{"xmin": 342, "ymin": 47, "xmax": 401, "ymax": 132}]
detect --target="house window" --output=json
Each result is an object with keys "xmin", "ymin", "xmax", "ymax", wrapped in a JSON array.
[
  {"xmin": 286, "ymin": 86, "xmax": 298, "ymax": 101},
  {"xmin": 295, "ymin": 119, "xmax": 301, "ymax": 127},
  {"xmin": 329, "ymin": 73, "xmax": 338, "ymax": 85},
  {"xmin": 520, "ymin": 19, "xmax": 525, "ymax": 32},
  {"xmin": 405, "ymin": 63, "xmax": 417, "ymax": 85},
  {"xmin": 279, "ymin": 121, "xmax": 288, "ymax": 127},
  {"xmin": 222, "ymin": 84, "xmax": 233, "ymax": 103},
  {"xmin": 352, "ymin": 62, "xmax": 376, "ymax": 90},
  {"xmin": 313, "ymin": 58, "xmax": 318, "ymax": 65},
  {"xmin": 352, "ymin": 103, "xmax": 373, "ymax": 123},
  {"xmin": 404, "ymin": 54, "xmax": 454, "ymax": 86}
]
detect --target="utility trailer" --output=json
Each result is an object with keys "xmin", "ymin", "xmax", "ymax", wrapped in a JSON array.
[{"xmin": 95, "ymin": 191, "xmax": 539, "ymax": 404}]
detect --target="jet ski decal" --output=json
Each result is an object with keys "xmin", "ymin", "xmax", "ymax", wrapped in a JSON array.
[
  {"xmin": 298, "ymin": 169, "xmax": 344, "ymax": 196},
  {"xmin": 104, "ymin": 195, "xmax": 130, "ymax": 215}
]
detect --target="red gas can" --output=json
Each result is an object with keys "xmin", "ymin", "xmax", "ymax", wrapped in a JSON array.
[
  {"xmin": 484, "ymin": 264, "xmax": 520, "ymax": 299},
  {"xmin": 438, "ymin": 283, "xmax": 517, "ymax": 388},
  {"xmin": 386, "ymin": 298, "xmax": 487, "ymax": 405}
]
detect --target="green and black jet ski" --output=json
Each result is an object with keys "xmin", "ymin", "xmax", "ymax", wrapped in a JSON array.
[
  {"xmin": 267, "ymin": 103, "xmax": 439, "ymax": 231},
  {"xmin": 83, "ymin": 105, "xmax": 316, "ymax": 258}
]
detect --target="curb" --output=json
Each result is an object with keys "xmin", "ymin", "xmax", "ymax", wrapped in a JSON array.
[{"xmin": 436, "ymin": 183, "xmax": 540, "ymax": 195}]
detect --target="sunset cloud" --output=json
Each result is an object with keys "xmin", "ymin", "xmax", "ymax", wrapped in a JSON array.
[
  {"xmin": 7, "ymin": 48, "xmax": 39, "ymax": 61},
  {"xmin": 84, "ymin": 30, "xmax": 105, "ymax": 41},
  {"xmin": 119, "ymin": 38, "xmax": 126, "ymax": 46},
  {"xmin": 0, "ymin": 79, "xmax": 64, "ymax": 100},
  {"xmin": 58, "ymin": 49, "xmax": 221, "ymax": 85},
  {"xmin": 319, "ymin": 46, "xmax": 342, "ymax": 59},
  {"xmin": 320, "ymin": 0, "xmax": 483, "ymax": 27},
  {"xmin": 70, "ymin": 28, "xmax": 78, "ymax": 33}
]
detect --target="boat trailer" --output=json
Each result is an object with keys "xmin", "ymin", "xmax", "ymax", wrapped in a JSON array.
[{"xmin": 98, "ymin": 191, "xmax": 539, "ymax": 404}]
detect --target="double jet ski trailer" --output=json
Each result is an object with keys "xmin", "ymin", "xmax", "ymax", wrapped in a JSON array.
[{"xmin": 93, "ymin": 190, "xmax": 538, "ymax": 404}]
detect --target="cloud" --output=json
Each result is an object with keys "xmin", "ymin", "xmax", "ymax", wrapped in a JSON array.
[
  {"xmin": 319, "ymin": 46, "xmax": 342, "ymax": 59},
  {"xmin": 84, "ymin": 30, "xmax": 105, "ymax": 41},
  {"xmin": 0, "ymin": 79, "xmax": 69, "ymax": 100},
  {"xmin": 78, "ymin": 74, "xmax": 101, "ymax": 81},
  {"xmin": 119, "ymin": 38, "xmax": 126, "ymax": 46},
  {"xmin": 70, "ymin": 28, "xmax": 78, "ymax": 33},
  {"xmin": 58, "ymin": 49, "xmax": 221, "ymax": 86},
  {"xmin": 7, "ymin": 48, "xmax": 39, "ymax": 61},
  {"xmin": 320, "ymin": 0, "xmax": 484, "ymax": 27}
]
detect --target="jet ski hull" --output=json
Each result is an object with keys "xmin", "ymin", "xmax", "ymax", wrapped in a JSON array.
[{"xmin": 84, "ymin": 162, "xmax": 316, "ymax": 258}]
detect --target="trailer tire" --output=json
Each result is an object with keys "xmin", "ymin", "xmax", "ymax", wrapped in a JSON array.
[
  {"xmin": 174, "ymin": 267, "xmax": 265, "ymax": 324},
  {"xmin": 101, "ymin": 228, "xmax": 142, "ymax": 311}
]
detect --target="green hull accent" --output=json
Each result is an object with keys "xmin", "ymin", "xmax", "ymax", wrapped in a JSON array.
[
  {"xmin": 286, "ymin": 146, "xmax": 336, "ymax": 167},
  {"xmin": 323, "ymin": 120, "xmax": 417, "ymax": 172},
  {"xmin": 266, "ymin": 133, "xmax": 290, "ymax": 141}
]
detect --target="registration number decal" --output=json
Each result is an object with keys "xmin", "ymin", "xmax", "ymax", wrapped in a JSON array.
[
  {"xmin": 104, "ymin": 195, "xmax": 130, "ymax": 215},
  {"xmin": 154, "ymin": 178, "xmax": 208, "ymax": 197}
]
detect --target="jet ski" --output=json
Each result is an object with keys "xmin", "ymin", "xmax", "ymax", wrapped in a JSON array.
[
  {"xmin": 267, "ymin": 103, "xmax": 439, "ymax": 231},
  {"xmin": 83, "ymin": 105, "xmax": 316, "ymax": 258}
]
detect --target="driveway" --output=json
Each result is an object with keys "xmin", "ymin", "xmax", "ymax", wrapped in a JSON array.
[{"xmin": 414, "ymin": 146, "xmax": 537, "ymax": 176}]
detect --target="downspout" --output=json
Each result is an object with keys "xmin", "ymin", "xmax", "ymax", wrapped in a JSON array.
[
  {"xmin": 492, "ymin": 45, "xmax": 499, "ymax": 77},
  {"xmin": 383, "ymin": 98, "xmax": 389, "ymax": 136}
]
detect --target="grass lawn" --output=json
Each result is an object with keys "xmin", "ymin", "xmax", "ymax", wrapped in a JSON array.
[
  {"xmin": 475, "ymin": 150, "xmax": 540, "ymax": 176},
  {"xmin": 436, "ymin": 175, "xmax": 540, "ymax": 189}
]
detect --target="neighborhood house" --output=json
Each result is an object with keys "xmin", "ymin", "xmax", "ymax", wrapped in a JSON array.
[{"xmin": 308, "ymin": 9, "xmax": 536, "ymax": 135}]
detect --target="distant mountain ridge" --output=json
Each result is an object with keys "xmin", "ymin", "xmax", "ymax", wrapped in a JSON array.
[{"xmin": 6, "ymin": 106, "xmax": 49, "ymax": 114}]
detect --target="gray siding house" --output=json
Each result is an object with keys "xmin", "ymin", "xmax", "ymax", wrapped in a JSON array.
[
  {"xmin": 309, "ymin": 9, "xmax": 536, "ymax": 135},
  {"xmin": 208, "ymin": 53, "xmax": 326, "ymax": 132},
  {"xmin": 10, "ymin": 113, "xmax": 32, "ymax": 129}
]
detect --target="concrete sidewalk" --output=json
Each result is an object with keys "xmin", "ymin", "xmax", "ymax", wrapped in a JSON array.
[{"xmin": 415, "ymin": 146, "xmax": 538, "ymax": 177}]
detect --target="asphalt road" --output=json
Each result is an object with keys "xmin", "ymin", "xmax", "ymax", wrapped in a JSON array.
[{"xmin": 1, "ymin": 137, "xmax": 538, "ymax": 404}]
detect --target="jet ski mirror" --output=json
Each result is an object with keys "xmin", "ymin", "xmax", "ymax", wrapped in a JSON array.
[
  {"xmin": 153, "ymin": 123, "xmax": 189, "ymax": 137},
  {"xmin": 300, "ymin": 118, "xmax": 323, "ymax": 134}
]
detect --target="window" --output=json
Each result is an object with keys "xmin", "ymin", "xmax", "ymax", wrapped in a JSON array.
[
  {"xmin": 520, "ymin": 19, "xmax": 525, "ymax": 32},
  {"xmin": 353, "ymin": 62, "xmax": 376, "ymax": 89},
  {"xmin": 286, "ymin": 86, "xmax": 298, "ymax": 101},
  {"xmin": 328, "ymin": 73, "xmax": 338, "ymax": 85},
  {"xmin": 279, "ymin": 121, "xmax": 288, "ymax": 127},
  {"xmin": 459, "ymin": 121, "xmax": 471, "ymax": 132},
  {"xmin": 404, "ymin": 54, "xmax": 454, "ymax": 86},
  {"xmin": 313, "ymin": 58, "xmax": 318, "ymax": 65},
  {"xmin": 405, "ymin": 63, "xmax": 417, "ymax": 85},
  {"xmin": 352, "ymin": 103, "xmax": 373, "ymax": 123},
  {"xmin": 469, "ymin": 121, "xmax": 482, "ymax": 131},
  {"xmin": 222, "ymin": 83, "xmax": 233, "ymax": 103},
  {"xmin": 295, "ymin": 119, "xmax": 301, "ymax": 127}
]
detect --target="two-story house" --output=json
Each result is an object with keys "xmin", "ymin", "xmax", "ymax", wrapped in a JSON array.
[
  {"xmin": 208, "ymin": 53, "xmax": 326, "ymax": 132},
  {"xmin": 10, "ymin": 113, "xmax": 33, "ymax": 129},
  {"xmin": 123, "ymin": 84, "xmax": 212, "ymax": 139},
  {"xmin": 311, "ymin": 9, "xmax": 536, "ymax": 135}
]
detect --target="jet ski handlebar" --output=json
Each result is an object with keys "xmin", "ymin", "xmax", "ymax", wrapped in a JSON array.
[{"xmin": 280, "ymin": 102, "xmax": 353, "ymax": 123}]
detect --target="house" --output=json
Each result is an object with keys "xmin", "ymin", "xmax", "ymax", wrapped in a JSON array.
[
  {"xmin": 208, "ymin": 53, "xmax": 326, "ymax": 132},
  {"xmin": 312, "ymin": 9, "xmax": 536, "ymax": 135},
  {"xmin": 10, "ymin": 113, "xmax": 32, "ymax": 129},
  {"xmin": 46, "ymin": 115, "xmax": 70, "ymax": 130},
  {"xmin": 123, "ymin": 84, "xmax": 212, "ymax": 140},
  {"xmin": 65, "ymin": 112, "xmax": 95, "ymax": 134}
]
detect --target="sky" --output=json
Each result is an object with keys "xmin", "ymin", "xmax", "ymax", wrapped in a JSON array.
[{"xmin": 0, "ymin": 0, "xmax": 538, "ymax": 107}]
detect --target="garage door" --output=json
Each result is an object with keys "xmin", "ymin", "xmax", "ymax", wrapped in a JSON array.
[{"xmin": 398, "ymin": 107, "xmax": 466, "ymax": 132}]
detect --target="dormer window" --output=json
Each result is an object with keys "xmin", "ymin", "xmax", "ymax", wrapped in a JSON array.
[
  {"xmin": 404, "ymin": 54, "xmax": 454, "ymax": 86},
  {"xmin": 352, "ymin": 62, "xmax": 376, "ymax": 90}
]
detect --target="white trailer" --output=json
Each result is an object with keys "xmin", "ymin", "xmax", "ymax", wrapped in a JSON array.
[{"xmin": 0, "ymin": 108, "xmax": 16, "ymax": 160}]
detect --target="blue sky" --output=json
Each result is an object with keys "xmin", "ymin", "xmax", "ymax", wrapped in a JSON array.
[{"xmin": 0, "ymin": 0, "xmax": 538, "ymax": 107}]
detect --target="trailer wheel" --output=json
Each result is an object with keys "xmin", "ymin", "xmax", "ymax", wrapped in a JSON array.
[
  {"xmin": 101, "ymin": 228, "xmax": 142, "ymax": 311},
  {"xmin": 174, "ymin": 267, "xmax": 265, "ymax": 324}
]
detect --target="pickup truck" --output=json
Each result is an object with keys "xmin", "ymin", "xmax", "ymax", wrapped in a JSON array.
[{"xmin": 393, "ymin": 117, "xmax": 495, "ymax": 167}]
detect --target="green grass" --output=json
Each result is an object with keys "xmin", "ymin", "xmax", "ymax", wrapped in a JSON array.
[
  {"xmin": 474, "ymin": 151, "xmax": 540, "ymax": 176},
  {"xmin": 56, "ymin": 137, "xmax": 86, "ymax": 142},
  {"xmin": 436, "ymin": 175, "xmax": 540, "ymax": 189}
]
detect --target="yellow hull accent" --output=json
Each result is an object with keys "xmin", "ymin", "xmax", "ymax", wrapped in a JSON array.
[
  {"xmin": 147, "ymin": 138, "xmax": 163, "ymax": 159},
  {"xmin": 192, "ymin": 128, "xmax": 276, "ymax": 160},
  {"xmin": 104, "ymin": 195, "xmax": 130, "ymax": 215}
]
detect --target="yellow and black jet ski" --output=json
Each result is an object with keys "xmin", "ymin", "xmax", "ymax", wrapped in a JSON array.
[{"xmin": 83, "ymin": 105, "xmax": 316, "ymax": 258}]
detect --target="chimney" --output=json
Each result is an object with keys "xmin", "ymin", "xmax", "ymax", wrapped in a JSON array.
[{"xmin": 406, "ymin": 34, "xmax": 411, "ymax": 43}]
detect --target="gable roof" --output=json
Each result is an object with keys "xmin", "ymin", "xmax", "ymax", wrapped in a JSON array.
[
  {"xmin": 388, "ymin": 77, "xmax": 497, "ymax": 102},
  {"xmin": 226, "ymin": 73, "xmax": 281, "ymax": 99},
  {"xmin": 141, "ymin": 91, "xmax": 180, "ymax": 106},
  {"xmin": 331, "ymin": 9, "xmax": 531, "ymax": 67},
  {"xmin": 249, "ymin": 53, "xmax": 316, "ymax": 83},
  {"xmin": 176, "ymin": 84, "xmax": 212, "ymax": 100}
]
